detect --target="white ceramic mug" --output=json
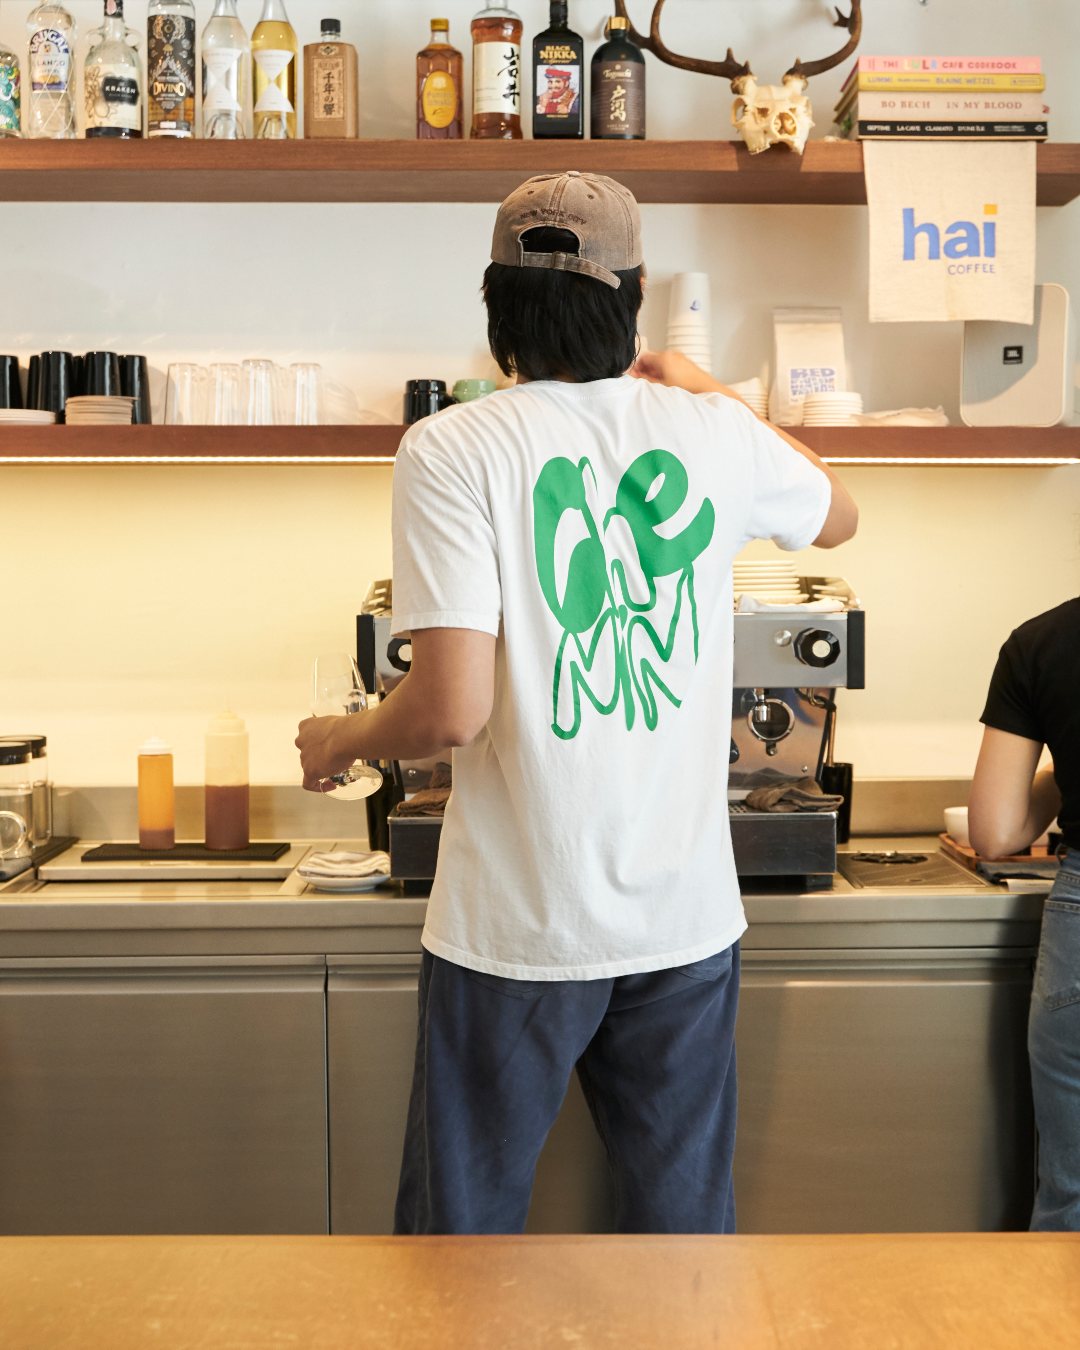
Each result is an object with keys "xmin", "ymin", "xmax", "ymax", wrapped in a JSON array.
[{"xmin": 944, "ymin": 806, "xmax": 970, "ymax": 848}]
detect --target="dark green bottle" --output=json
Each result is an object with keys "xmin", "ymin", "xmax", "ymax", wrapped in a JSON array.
[{"xmin": 590, "ymin": 14, "xmax": 645, "ymax": 140}]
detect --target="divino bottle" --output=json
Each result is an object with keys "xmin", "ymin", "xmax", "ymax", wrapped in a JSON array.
[{"xmin": 147, "ymin": 0, "xmax": 195, "ymax": 138}]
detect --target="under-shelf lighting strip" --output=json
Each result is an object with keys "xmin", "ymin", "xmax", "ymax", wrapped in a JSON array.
[
  {"xmin": 0, "ymin": 455, "xmax": 399, "ymax": 466},
  {"xmin": 825, "ymin": 456, "xmax": 1080, "ymax": 467}
]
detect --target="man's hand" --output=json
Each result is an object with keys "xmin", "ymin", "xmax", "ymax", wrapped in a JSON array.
[
  {"xmin": 631, "ymin": 349, "xmax": 721, "ymax": 396},
  {"xmin": 295, "ymin": 714, "xmax": 359, "ymax": 791}
]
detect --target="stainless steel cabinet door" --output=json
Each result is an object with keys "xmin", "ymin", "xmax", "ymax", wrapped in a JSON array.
[
  {"xmin": 327, "ymin": 957, "xmax": 612, "ymax": 1234},
  {"xmin": 0, "ymin": 956, "xmax": 328, "ymax": 1235},
  {"xmin": 736, "ymin": 951, "xmax": 1035, "ymax": 1233}
]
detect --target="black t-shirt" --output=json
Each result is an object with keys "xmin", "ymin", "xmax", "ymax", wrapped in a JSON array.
[{"xmin": 980, "ymin": 597, "xmax": 1080, "ymax": 849}]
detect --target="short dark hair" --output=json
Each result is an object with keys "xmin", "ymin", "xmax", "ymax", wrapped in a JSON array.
[{"xmin": 483, "ymin": 227, "xmax": 643, "ymax": 383}]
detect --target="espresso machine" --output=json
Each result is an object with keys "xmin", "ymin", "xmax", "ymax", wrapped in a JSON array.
[{"xmin": 729, "ymin": 577, "xmax": 864, "ymax": 887}]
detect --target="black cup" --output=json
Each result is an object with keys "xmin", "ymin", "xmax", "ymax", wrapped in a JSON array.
[
  {"xmin": 40, "ymin": 351, "xmax": 76, "ymax": 421},
  {"xmin": 120, "ymin": 354, "xmax": 151, "ymax": 425},
  {"xmin": 820, "ymin": 762, "xmax": 854, "ymax": 845},
  {"xmin": 81, "ymin": 350, "xmax": 122, "ymax": 397},
  {"xmin": 0, "ymin": 356, "xmax": 21, "ymax": 410},
  {"xmin": 27, "ymin": 354, "xmax": 40, "ymax": 410},
  {"xmin": 403, "ymin": 378, "xmax": 453, "ymax": 425}
]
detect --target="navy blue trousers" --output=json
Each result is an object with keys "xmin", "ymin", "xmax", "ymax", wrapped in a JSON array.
[{"xmin": 394, "ymin": 943, "xmax": 740, "ymax": 1235}]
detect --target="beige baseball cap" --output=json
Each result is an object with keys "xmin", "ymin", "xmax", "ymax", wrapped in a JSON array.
[{"xmin": 490, "ymin": 171, "xmax": 643, "ymax": 290}]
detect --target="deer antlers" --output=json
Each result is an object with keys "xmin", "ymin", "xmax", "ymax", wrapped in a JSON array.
[{"xmin": 612, "ymin": 0, "xmax": 862, "ymax": 84}]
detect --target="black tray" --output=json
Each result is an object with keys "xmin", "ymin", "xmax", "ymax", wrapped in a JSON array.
[{"xmin": 82, "ymin": 842, "xmax": 290, "ymax": 862}]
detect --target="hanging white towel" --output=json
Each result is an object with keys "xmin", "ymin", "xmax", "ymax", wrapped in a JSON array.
[{"xmin": 864, "ymin": 141, "xmax": 1036, "ymax": 324}]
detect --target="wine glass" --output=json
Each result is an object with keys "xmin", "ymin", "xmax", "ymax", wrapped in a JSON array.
[{"xmin": 311, "ymin": 653, "xmax": 384, "ymax": 800}]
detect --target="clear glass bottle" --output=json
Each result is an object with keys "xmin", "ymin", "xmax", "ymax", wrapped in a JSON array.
[
  {"xmin": 0, "ymin": 38, "xmax": 21, "ymax": 137},
  {"xmin": 147, "ymin": 0, "xmax": 196, "ymax": 138},
  {"xmin": 417, "ymin": 19, "xmax": 462, "ymax": 140},
  {"xmin": 533, "ymin": 1, "xmax": 583, "ymax": 140},
  {"xmin": 26, "ymin": 1, "xmax": 76, "ymax": 140},
  {"xmin": 84, "ymin": 0, "xmax": 142, "ymax": 139},
  {"xmin": 590, "ymin": 14, "xmax": 645, "ymax": 140},
  {"xmin": 470, "ymin": 0, "xmax": 522, "ymax": 140},
  {"xmin": 202, "ymin": 0, "xmax": 250, "ymax": 140},
  {"xmin": 252, "ymin": 0, "xmax": 298, "ymax": 140}
]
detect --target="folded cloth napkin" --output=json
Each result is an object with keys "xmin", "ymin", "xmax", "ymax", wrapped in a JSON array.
[
  {"xmin": 391, "ymin": 789, "xmax": 450, "ymax": 818},
  {"xmin": 744, "ymin": 778, "xmax": 845, "ymax": 814},
  {"xmin": 297, "ymin": 850, "xmax": 390, "ymax": 879}
]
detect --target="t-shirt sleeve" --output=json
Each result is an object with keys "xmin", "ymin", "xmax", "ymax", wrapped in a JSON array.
[
  {"xmin": 390, "ymin": 432, "xmax": 502, "ymax": 638},
  {"xmin": 980, "ymin": 632, "xmax": 1043, "ymax": 743},
  {"xmin": 706, "ymin": 397, "xmax": 832, "ymax": 551}
]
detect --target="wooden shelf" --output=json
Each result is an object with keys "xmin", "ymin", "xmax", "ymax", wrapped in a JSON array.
[
  {"xmin": 2, "ymin": 139, "xmax": 1079, "ymax": 205},
  {"xmin": 2, "ymin": 424, "xmax": 1077, "ymax": 464}
]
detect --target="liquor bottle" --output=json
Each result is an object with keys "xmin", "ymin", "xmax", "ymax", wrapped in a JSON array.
[
  {"xmin": 147, "ymin": 0, "xmax": 196, "ymax": 138},
  {"xmin": 252, "ymin": 0, "xmax": 298, "ymax": 140},
  {"xmin": 591, "ymin": 15, "xmax": 645, "ymax": 140},
  {"xmin": 532, "ymin": 1, "xmax": 583, "ymax": 140},
  {"xmin": 0, "ymin": 40, "xmax": 20, "ymax": 137},
  {"xmin": 471, "ymin": 0, "xmax": 522, "ymax": 140},
  {"xmin": 303, "ymin": 18, "xmax": 358, "ymax": 140},
  {"xmin": 201, "ymin": 0, "xmax": 250, "ymax": 140},
  {"xmin": 84, "ymin": 0, "xmax": 141, "ymax": 139},
  {"xmin": 416, "ymin": 19, "xmax": 462, "ymax": 140},
  {"xmin": 26, "ymin": 1, "xmax": 76, "ymax": 139}
]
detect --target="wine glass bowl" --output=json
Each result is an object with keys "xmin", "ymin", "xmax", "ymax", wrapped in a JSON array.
[{"xmin": 311, "ymin": 653, "xmax": 384, "ymax": 800}]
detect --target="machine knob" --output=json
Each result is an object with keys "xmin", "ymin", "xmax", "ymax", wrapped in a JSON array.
[
  {"xmin": 729, "ymin": 738, "xmax": 740, "ymax": 764},
  {"xmin": 794, "ymin": 628, "xmax": 841, "ymax": 669}
]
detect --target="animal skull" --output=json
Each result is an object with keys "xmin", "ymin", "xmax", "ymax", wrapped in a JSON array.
[{"xmin": 732, "ymin": 73, "xmax": 814, "ymax": 155}]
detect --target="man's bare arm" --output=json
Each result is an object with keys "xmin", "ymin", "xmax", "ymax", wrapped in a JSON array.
[{"xmin": 968, "ymin": 726, "xmax": 1061, "ymax": 859}]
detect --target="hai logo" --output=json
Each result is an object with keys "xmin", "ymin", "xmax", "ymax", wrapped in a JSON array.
[{"xmin": 902, "ymin": 203, "xmax": 998, "ymax": 274}]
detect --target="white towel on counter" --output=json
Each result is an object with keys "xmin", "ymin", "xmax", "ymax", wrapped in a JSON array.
[
  {"xmin": 297, "ymin": 850, "xmax": 390, "ymax": 879},
  {"xmin": 864, "ymin": 141, "xmax": 1036, "ymax": 323}
]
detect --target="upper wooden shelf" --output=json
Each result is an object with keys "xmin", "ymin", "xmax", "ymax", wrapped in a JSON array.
[
  {"xmin": 2, "ymin": 139, "xmax": 1079, "ymax": 206},
  {"xmin": 1, "ymin": 424, "xmax": 1077, "ymax": 465}
]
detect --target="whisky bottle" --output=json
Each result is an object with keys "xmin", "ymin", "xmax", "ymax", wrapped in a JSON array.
[
  {"xmin": 26, "ymin": 1, "xmax": 76, "ymax": 139},
  {"xmin": 590, "ymin": 15, "xmax": 645, "ymax": 140},
  {"xmin": 471, "ymin": 0, "xmax": 522, "ymax": 140},
  {"xmin": 303, "ymin": 18, "xmax": 358, "ymax": 140},
  {"xmin": 84, "ymin": 0, "xmax": 141, "ymax": 138},
  {"xmin": 201, "ymin": 0, "xmax": 250, "ymax": 140},
  {"xmin": 252, "ymin": 0, "xmax": 298, "ymax": 139},
  {"xmin": 533, "ymin": 1, "xmax": 583, "ymax": 140},
  {"xmin": 417, "ymin": 19, "xmax": 462, "ymax": 140},
  {"xmin": 147, "ymin": 0, "xmax": 195, "ymax": 138}
]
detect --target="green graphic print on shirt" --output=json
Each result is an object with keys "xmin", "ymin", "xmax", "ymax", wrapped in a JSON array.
[{"xmin": 533, "ymin": 449, "xmax": 716, "ymax": 739}]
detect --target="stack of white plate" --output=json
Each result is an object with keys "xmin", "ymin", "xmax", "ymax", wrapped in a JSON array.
[
  {"xmin": 801, "ymin": 392, "xmax": 864, "ymax": 426},
  {"xmin": 0, "ymin": 408, "xmax": 57, "ymax": 425},
  {"xmin": 732, "ymin": 559, "xmax": 808, "ymax": 605},
  {"xmin": 64, "ymin": 396, "xmax": 134, "ymax": 426},
  {"xmin": 666, "ymin": 271, "xmax": 712, "ymax": 372},
  {"xmin": 728, "ymin": 376, "xmax": 770, "ymax": 419}
]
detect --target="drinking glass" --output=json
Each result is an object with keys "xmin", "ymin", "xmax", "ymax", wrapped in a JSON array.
[
  {"xmin": 311, "ymin": 653, "xmax": 384, "ymax": 800},
  {"xmin": 241, "ymin": 359, "xmax": 279, "ymax": 426},
  {"xmin": 164, "ymin": 364, "xmax": 208, "ymax": 425},
  {"xmin": 208, "ymin": 363, "xmax": 243, "ymax": 425},
  {"xmin": 288, "ymin": 363, "xmax": 323, "ymax": 426}
]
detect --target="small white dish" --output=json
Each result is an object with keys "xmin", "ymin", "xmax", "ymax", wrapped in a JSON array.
[{"xmin": 300, "ymin": 872, "xmax": 392, "ymax": 893}]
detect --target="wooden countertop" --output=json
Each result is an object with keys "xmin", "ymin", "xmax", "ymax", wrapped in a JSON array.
[{"xmin": 2, "ymin": 1233, "xmax": 1078, "ymax": 1349}]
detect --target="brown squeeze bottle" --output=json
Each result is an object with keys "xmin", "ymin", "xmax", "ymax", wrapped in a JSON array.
[
  {"xmin": 470, "ymin": 0, "xmax": 522, "ymax": 139},
  {"xmin": 417, "ymin": 18, "xmax": 463, "ymax": 139},
  {"xmin": 204, "ymin": 712, "xmax": 250, "ymax": 851}
]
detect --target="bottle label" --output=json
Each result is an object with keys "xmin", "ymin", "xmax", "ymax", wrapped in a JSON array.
[
  {"xmin": 29, "ymin": 29, "xmax": 71, "ymax": 93},
  {"xmin": 253, "ymin": 49, "xmax": 295, "ymax": 114},
  {"xmin": 312, "ymin": 52, "xmax": 344, "ymax": 121},
  {"xmin": 473, "ymin": 40, "xmax": 520, "ymax": 117},
  {"xmin": 86, "ymin": 65, "xmax": 141, "ymax": 130},
  {"xmin": 0, "ymin": 56, "xmax": 19, "ymax": 132},
  {"xmin": 148, "ymin": 14, "xmax": 195, "ymax": 133},
  {"xmin": 592, "ymin": 61, "xmax": 645, "ymax": 137},
  {"xmin": 534, "ymin": 59, "xmax": 580, "ymax": 120},
  {"xmin": 203, "ymin": 47, "xmax": 243, "ymax": 115},
  {"xmin": 422, "ymin": 69, "xmax": 458, "ymax": 128}
]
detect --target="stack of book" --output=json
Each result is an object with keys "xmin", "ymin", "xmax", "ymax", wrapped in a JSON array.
[{"xmin": 833, "ymin": 56, "xmax": 1048, "ymax": 141}]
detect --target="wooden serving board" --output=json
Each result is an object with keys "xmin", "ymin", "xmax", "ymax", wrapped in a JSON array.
[{"xmin": 939, "ymin": 832, "xmax": 1051, "ymax": 872}]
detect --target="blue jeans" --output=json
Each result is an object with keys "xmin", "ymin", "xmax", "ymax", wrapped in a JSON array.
[
  {"xmin": 1030, "ymin": 849, "xmax": 1080, "ymax": 1230},
  {"xmin": 394, "ymin": 943, "xmax": 740, "ymax": 1235}
]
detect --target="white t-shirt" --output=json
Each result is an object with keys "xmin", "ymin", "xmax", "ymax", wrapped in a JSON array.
[{"xmin": 391, "ymin": 375, "xmax": 832, "ymax": 980}]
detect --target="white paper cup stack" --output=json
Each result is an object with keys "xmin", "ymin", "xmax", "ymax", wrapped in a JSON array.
[
  {"xmin": 801, "ymin": 392, "xmax": 863, "ymax": 426},
  {"xmin": 728, "ymin": 377, "xmax": 770, "ymax": 419},
  {"xmin": 666, "ymin": 271, "xmax": 712, "ymax": 372}
]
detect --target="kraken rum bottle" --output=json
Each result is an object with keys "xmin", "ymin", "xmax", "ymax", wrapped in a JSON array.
[
  {"xmin": 590, "ymin": 15, "xmax": 645, "ymax": 140},
  {"xmin": 416, "ymin": 18, "xmax": 462, "ymax": 139},
  {"xmin": 147, "ymin": 0, "xmax": 195, "ymax": 138},
  {"xmin": 470, "ymin": 0, "xmax": 521, "ymax": 140},
  {"xmin": 532, "ymin": 1, "xmax": 582, "ymax": 140},
  {"xmin": 252, "ymin": 0, "xmax": 298, "ymax": 139},
  {"xmin": 84, "ymin": 0, "xmax": 142, "ymax": 138}
]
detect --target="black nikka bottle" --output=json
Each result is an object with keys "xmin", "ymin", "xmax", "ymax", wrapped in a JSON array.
[
  {"xmin": 532, "ymin": 1, "xmax": 583, "ymax": 139},
  {"xmin": 590, "ymin": 14, "xmax": 645, "ymax": 140}
]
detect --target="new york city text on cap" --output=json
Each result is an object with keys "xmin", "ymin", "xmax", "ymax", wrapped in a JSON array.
[{"xmin": 491, "ymin": 171, "xmax": 643, "ymax": 290}]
